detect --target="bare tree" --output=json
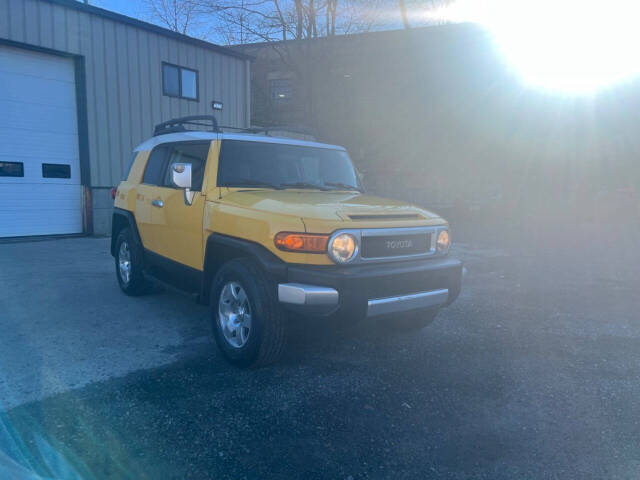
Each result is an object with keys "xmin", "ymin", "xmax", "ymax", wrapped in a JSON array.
[
  {"xmin": 195, "ymin": 0, "xmax": 383, "ymax": 44},
  {"xmin": 144, "ymin": 0, "xmax": 200, "ymax": 35}
]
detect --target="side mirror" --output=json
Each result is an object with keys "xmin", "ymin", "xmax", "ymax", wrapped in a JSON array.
[
  {"xmin": 171, "ymin": 162, "xmax": 195, "ymax": 205},
  {"xmin": 171, "ymin": 162, "xmax": 192, "ymax": 189}
]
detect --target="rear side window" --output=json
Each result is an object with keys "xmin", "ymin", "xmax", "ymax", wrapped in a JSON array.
[
  {"xmin": 122, "ymin": 152, "xmax": 137, "ymax": 181},
  {"xmin": 142, "ymin": 146, "xmax": 169, "ymax": 185},
  {"xmin": 162, "ymin": 142, "xmax": 210, "ymax": 191}
]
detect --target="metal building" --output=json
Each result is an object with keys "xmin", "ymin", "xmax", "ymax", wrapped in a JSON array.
[{"xmin": 0, "ymin": 0, "xmax": 250, "ymax": 236}]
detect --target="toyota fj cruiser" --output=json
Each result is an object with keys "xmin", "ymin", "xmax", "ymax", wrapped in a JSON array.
[{"xmin": 111, "ymin": 116, "xmax": 462, "ymax": 367}]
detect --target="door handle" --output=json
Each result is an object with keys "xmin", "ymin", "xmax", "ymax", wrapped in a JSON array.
[{"xmin": 151, "ymin": 199, "xmax": 164, "ymax": 208}]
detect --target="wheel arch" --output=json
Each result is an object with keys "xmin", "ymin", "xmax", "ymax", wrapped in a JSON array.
[
  {"xmin": 111, "ymin": 208, "xmax": 142, "ymax": 257},
  {"xmin": 200, "ymin": 233, "xmax": 286, "ymax": 305}
]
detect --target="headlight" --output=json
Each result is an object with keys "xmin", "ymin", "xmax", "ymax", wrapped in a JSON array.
[
  {"xmin": 436, "ymin": 229, "xmax": 451, "ymax": 253},
  {"xmin": 328, "ymin": 233, "xmax": 357, "ymax": 263}
]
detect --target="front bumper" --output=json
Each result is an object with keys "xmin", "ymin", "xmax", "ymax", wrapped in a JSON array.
[{"xmin": 277, "ymin": 256, "xmax": 462, "ymax": 319}]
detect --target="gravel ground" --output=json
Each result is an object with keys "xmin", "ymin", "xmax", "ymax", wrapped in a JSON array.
[{"xmin": 1, "ymin": 226, "xmax": 639, "ymax": 479}]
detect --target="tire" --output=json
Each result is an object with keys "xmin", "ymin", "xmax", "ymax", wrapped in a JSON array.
[
  {"xmin": 376, "ymin": 307, "xmax": 439, "ymax": 332},
  {"xmin": 114, "ymin": 227, "xmax": 149, "ymax": 296},
  {"xmin": 210, "ymin": 258, "xmax": 286, "ymax": 367}
]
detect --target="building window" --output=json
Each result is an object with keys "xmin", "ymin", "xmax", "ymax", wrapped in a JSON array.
[
  {"xmin": 0, "ymin": 161, "xmax": 24, "ymax": 177},
  {"xmin": 42, "ymin": 163, "xmax": 71, "ymax": 179},
  {"xmin": 162, "ymin": 63, "xmax": 198, "ymax": 101},
  {"xmin": 270, "ymin": 78, "xmax": 293, "ymax": 103}
]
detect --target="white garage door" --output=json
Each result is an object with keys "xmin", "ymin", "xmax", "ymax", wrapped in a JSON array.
[{"xmin": 0, "ymin": 45, "xmax": 82, "ymax": 237}]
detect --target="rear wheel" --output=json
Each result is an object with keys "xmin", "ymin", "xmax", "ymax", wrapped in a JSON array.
[
  {"xmin": 114, "ymin": 227, "xmax": 149, "ymax": 295},
  {"xmin": 211, "ymin": 258, "xmax": 286, "ymax": 367}
]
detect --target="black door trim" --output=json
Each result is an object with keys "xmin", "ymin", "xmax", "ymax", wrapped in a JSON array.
[{"xmin": 144, "ymin": 248, "xmax": 203, "ymax": 294}]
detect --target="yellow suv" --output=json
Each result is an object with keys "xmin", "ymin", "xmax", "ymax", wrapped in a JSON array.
[{"xmin": 111, "ymin": 116, "xmax": 462, "ymax": 367}]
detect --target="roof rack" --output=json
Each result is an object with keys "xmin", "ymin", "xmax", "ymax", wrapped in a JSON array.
[
  {"xmin": 216, "ymin": 125, "xmax": 316, "ymax": 138},
  {"xmin": 251, "ymin": 125, "xmax": 316, "ymax": 138},
  {"xmin": 153, "ymin": 116, "xmax": 316, "ymax": 140},
  {"xmin": 153, "ymin": 115, "xmax": 219, "ymax": 136}
]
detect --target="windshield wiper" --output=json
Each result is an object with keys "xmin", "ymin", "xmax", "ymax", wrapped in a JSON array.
[
  {"xmin": 280, "ymin": 182, "xmax": 331, "ymax": 191},
  {"xmin": 323, "ymin": 182, "xmax": 363, "ymax": 192},
  {"xmin": 225, "ymin": 179, "xmax": 284, "ymax": 190}
]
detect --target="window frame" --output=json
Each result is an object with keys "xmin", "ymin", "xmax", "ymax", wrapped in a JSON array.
[
  {"xmin": 159, "ymin": 141, "xmax": 210, "ymax": 192},
  {"xmin": 217, "ymin": 139, "xmax": 360, "ymax": 190},
  {"xmin": 143, "ymin": 141, "xmax": 210, "ymax": 191},
  {"xmin": 162, "ymin": 62, "xmax": 199, "ymax": 102},
  {"xmin": 269, "ymin": 78, "xmax": 294, "ymax": 104},
  {"xmin": 122, "ymin": 152, "xmax": 138, "ymax": 181},
  {"xmin": 142, "ymin": 145, "xmax": 171, "ymax": 186}
]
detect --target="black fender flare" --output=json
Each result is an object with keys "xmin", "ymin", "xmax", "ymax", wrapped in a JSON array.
[
  {"xmin": 111, "ymin": 208, "xmax": 143, "ymax": 257},
  {"xmin": 200, "ymin": 233, "xmax": 287, "ymax": 303}
]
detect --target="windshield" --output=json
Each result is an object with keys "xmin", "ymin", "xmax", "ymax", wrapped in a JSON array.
[{"xmin": 218, "ymin": 140, "xmax": 360, "ymax": 190}]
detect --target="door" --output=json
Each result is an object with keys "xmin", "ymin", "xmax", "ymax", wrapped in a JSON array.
[
  {"xmin": 135, "ymin": 145, "xmax": 170, "ymax": 253},
  {"xmin": 0, "ymin": 45, "xmax": 82, "ymax": 237},
  {"xmin": 150, "ymin": 141, "xmax": 211, "ymax": 270}
]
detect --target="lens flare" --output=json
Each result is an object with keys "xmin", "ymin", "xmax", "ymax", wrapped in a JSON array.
[{"xmin": 422, "ymin": 0, "xmax": 640, "ymax": 94}]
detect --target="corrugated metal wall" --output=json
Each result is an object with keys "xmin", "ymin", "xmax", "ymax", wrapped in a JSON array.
[{"xmin": 0, "ymin": 0, "xmax": 250, "ymax": 188}]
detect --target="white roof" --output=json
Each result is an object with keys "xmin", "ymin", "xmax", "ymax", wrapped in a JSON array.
[{"xmin": 134, "ymin": 131, "xmax": 346, "ymax": 152}]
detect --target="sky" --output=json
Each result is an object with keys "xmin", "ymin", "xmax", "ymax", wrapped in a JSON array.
[
  {"xmin": 86, "ymin": 0, "xmax": 219, "ymax": 42},
  {"xmin": 82, "ymin": 0, "xmax": 408, "ymax": 44},
  {"xmin": 89, "ymin": 0, "xmax": 147, "ymax": 19}
]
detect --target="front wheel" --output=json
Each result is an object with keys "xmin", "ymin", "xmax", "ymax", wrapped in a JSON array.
[{"xmin": 210, "ymin": 259, "xmax": 286, "ymax": 367}]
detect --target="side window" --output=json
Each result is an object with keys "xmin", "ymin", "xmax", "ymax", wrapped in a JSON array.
[
  {"xmin": 142, "ymin": 145, "xmax": 169, "ymax": 185},
  {"xmin": 162, "ymin": 142, "xmax": 210, "ymax": 191},
  {"xmin": 122, "ymin": 152, "xmax": 138, "ymax": 181}
]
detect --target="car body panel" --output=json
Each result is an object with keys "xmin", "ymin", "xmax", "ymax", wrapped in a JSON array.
[{"xmin": 114, "ymin": 134, "xmax": 450, "ymax": 268}]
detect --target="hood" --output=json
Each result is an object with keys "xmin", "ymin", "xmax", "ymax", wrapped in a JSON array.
[{"xmin": 217, "ymin": 190, "xmax": 444, "ymax": 229}]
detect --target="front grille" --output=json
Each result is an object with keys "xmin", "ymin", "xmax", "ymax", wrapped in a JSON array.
[{"xmin": 361, "ymin": 233, "xmax": 431, "ymax": 258}]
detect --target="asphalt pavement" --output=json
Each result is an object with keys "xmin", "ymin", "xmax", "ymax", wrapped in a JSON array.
[{"xmin": 1, "ymin": 224, "xmax": 639, "ymax": 479}]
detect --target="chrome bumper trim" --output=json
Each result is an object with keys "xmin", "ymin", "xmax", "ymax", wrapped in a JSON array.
[
  {"xmin": 278, "ymin": 283, "xmax": 339, "ymax": 306},
  {"xmin": 367, "ymin": 288, "xmax": 449, "ymax": 318}
]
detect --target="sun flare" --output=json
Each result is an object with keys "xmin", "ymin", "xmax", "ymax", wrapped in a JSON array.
[{"xmin": 423, "ymin": 0, "xmax": 640, "ymax": 94}]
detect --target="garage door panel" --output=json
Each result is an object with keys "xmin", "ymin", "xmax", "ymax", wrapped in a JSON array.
[
  {"xmin": 0, "ymin": 100, "xmax": 78, "ymax": 135},
  {"xmin": 0, "ymin": 130, "xmax": 80, "ymax": 161},
  {"xmin": 0, "ymin": 45, "xmax": 82, "ymax": 237},
  {"xmin": 0, "ymin": 184, "xmax": 83, "ymax": 209},
  {"xmin": 0, "ymin": 184, "xmax": 83, "ymax": 237},
  {"xmin": 0, "ymin": 71, "xmax": 76, "ymax": 108},
  {"xmin": 0, "ymin": 210, "xmax": 83, "ymax": 237},
  {"xmin": 0, "ymin": 47, "xmax": 75, "ymax": 82},
  {"xmin": 0, "ymin": 160, "xmax": 80, "ymax": 185}
]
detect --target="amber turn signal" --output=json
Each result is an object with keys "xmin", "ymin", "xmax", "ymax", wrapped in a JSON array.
[{"xmin": 274, "ymin": 232, "xmax": 329, "ymax": 253}]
